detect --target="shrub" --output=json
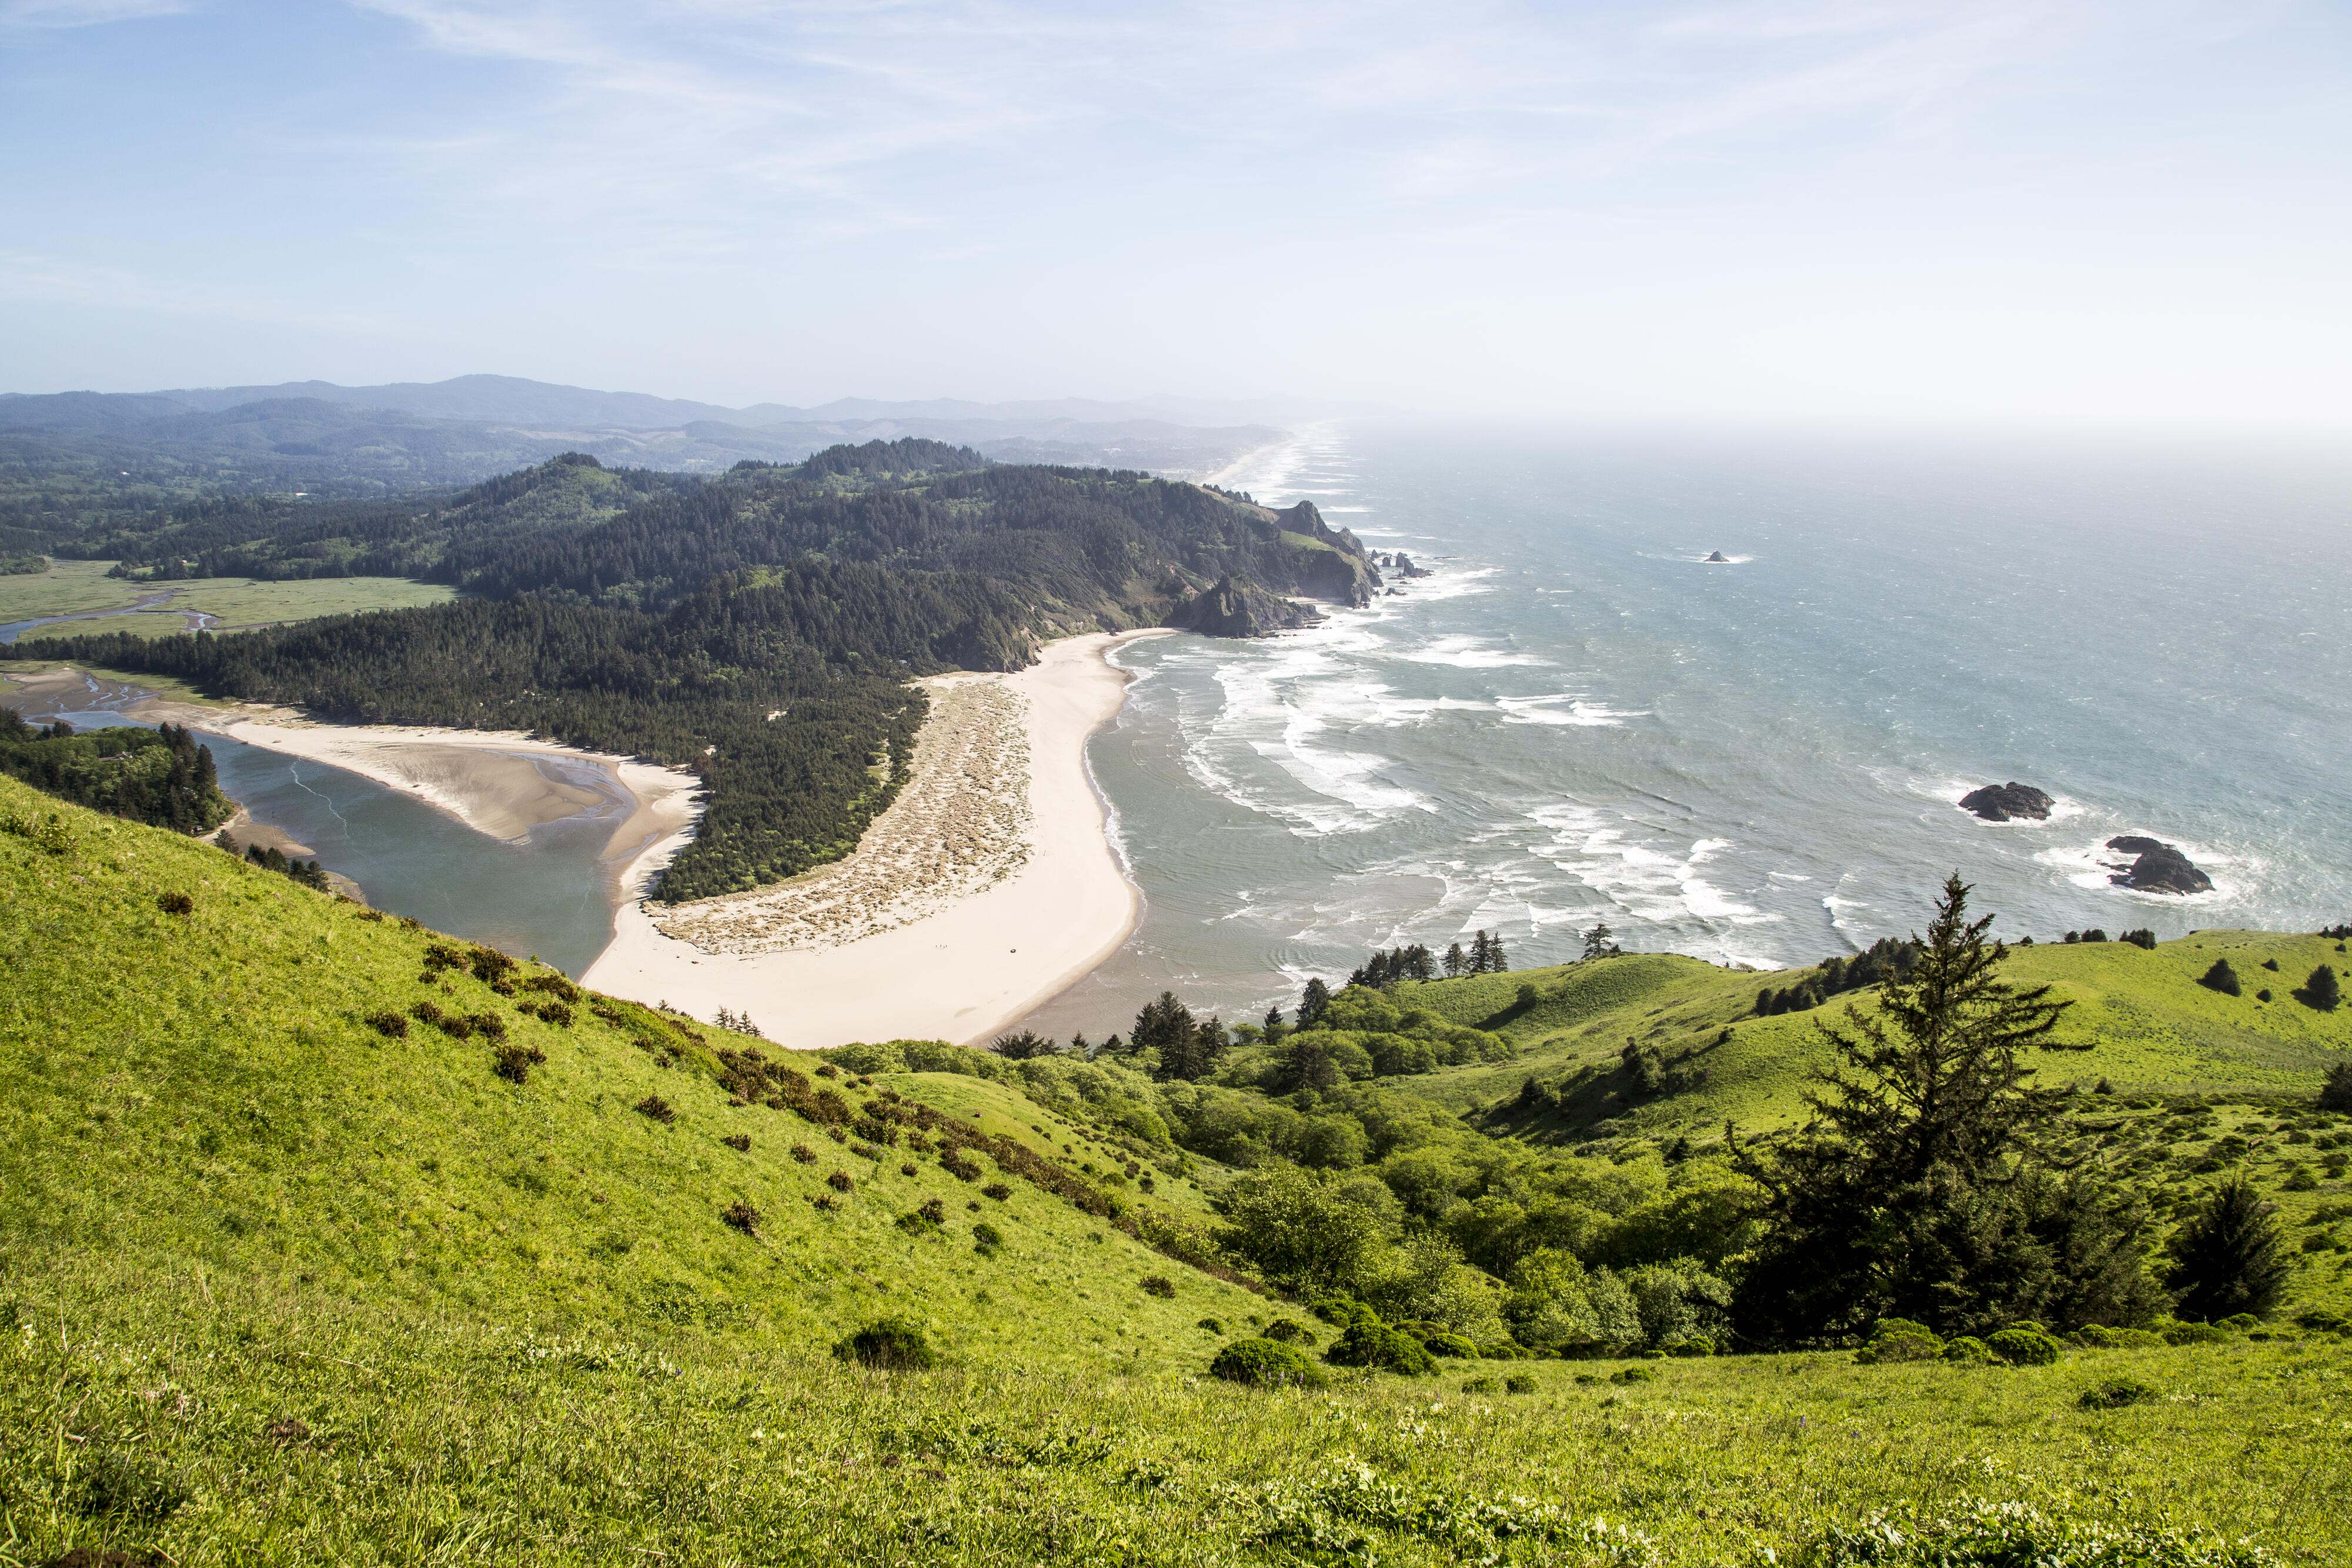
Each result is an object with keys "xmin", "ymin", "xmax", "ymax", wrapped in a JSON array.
[
  {"xmin": 1941, "ymin": 1335, "xmax": 1994, "ymax": 1365},
  {"xmin": 939, "ymin": 1149, "xmax": 983, "ymax": 1181},
  {"xmin": 634, "ymin": 1095, "xmax": 676, "ymax": 1125},
  {"xmin": 973, "ymin": 1222, "xmax": 1003, "ymax": 1255},
  {"xmin": 1262, "ymin": 1319, "xmax": 1316, "ymax": 1346},
  {"xmin": 1141, "ymin": 1275, "xmax": 1176, "ymax": 1299},
  {"xmin": 721, "ymin": 1134, "xmax": 750, "ymax": 1152},
  {"xmin": 2, "ymin": 810, "xmax": 72, "ymax": 855},
  {"xmin": 900, "ymin": 1162, "xmax": 917, "ymax": 1176},
  {"xmin": 1987, "ymin": 1328, "xmax": 2062, "ymax": 1366},
  {"xmin": 2198, "ymin": 959, "xmax": 2241, "ymax": 997},
  {"xmin": 468, "ymin": 1011, "xmax": 508, "ymax": 1042},
  {"xmin": 2321, "ymin": 1062, "xmax": 2352, "ymax": 1112},
  {"xmin": 1197, "ymin": 1317, "xmax": 1225, "ymax": 1335},
  {"xmin": 827, "ymin": 1170, "xmax": 855, "ymax": 1193},
  {"xmin": 156, "ymin": 890, "xmax": 194, "ymax": 915},
  {"xmin": 2072, "ymin": 1325, "xmax": 2165, "ymax": 1350},
  {"xmin": 1662, "ymin": 1335, "xmax": 1713, "ymax": 1357},
  {"xmin": 809, "ymin": 1193, "xmax": 840, "ymax": 1212},
  {"xmin": 1608, "ymin": 1365, "xmax": 1657, "ymax": 1384},
  {"xmin": 833, "ymin": 1316, "xmax": 936, "ymax": 1370},
  {"xmin": 2161, "ymin": 1320, "xmax": 2231, "ymax": 1346},
  {"xmin": 2300, "ymin": 964, "xmax": 2341, "ymax": 1011},
  {"xmin": 1504, "ymin": 1372, "xmax": 1536, "ymax": 1395},
  {"xmin": 1462, "ymin": 1375, "xmax": 1497, "ymax": 1393},
  {"xmin": 365, "ymin": 1010, "xmax": 409, "ymax": 1039},
  {"xmin": 2078, "ymin": 1375, "xmax": 2159, "ymax": 1410},
  {"xmin": 1856, "ymin": 1318, "xmax": 1944, "ymax": 1363},
  {"xmin": 721, "ymin": 1201, "xmax": 761, "ymax": 1238},
  {"xmin": 1424, "ymin": 1332, "xmax": 1479, "ymax": 1359},
  {"xmin": 1325, "ymin": 1318, "xmax": 1432, "ymax": 1374},
  {"xmin": 493, "ymin": 1042, "xmax": 546, "ymax": 1084},
  {"xmin": 790, "ymin": 1142, "xmax": 816, "ymax": 1163},
  {"xmin": 1210, "ymin": 1337, "xmax": 1327, "ymax": 1389},
  {"xmin": 981, "ymin": 1182, "xmax": 1012, "ymax": 1201},
  {"xmin": 2120, "ymin": 929, "xmax": 2157, "ymax": 950},
  {"xmin": 896, "ymin": 1199, "xmax": 946, "ymax": 1235}
]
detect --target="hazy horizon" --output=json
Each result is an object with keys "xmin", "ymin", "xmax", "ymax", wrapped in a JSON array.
[{"xmin": 4, "ymin": 1, "xmax": 2348, "ymax": 430}]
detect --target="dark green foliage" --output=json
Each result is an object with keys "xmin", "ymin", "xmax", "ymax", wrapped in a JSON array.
[
  {"xmin": 0, "ymin": 712, "xmax": 231, "ymax": 834},
  {"xmin": 2121, "ymin": 929, "xmax": 2159, "ymax": 950},
  {"xmin": 831, "ymin": 1316, "xmax": 936, "ymax": 1370},
  {"xmin": 634, "ymin": 1095, "xmax": 676, "ymax": 1125},
  {"xmin": 826, "ymin": 1170, "xmax": 855, "ymax": 1193},
  {"xmin": 1260, "ymin": 1319, "xmax": 1316, "ymax": 1346},
  {"xmin": 972, "ymin": 1222, "xmax": 1003, "ymax": 1255},
  {"xmin": 720, "ymin": 1201, "xmax": 761, "ymax": 1238},
  {"xmin": 156, "ymin": 890, "xmax": 193, "ymax": 915},
  {"xmin": 242, "ymin": 841, "xmax": 330, "ymax": 890},
  {"xmin": 0, "ymin": 553, "xmax": 46, "ymax": 574},
  {"xmin": 1736, "ymin": 875, "xmax": 2158, "ymax": 1343},
  {"xmin": 1423, "ymin": 1331, "xmax": 1478, "ymax": 1358},
  {"xmin": 1503, "ymin": 1372, "xmax": 1536, "ymax": 1394},
  {"xmin": 2320, "ymin": 1063, "xmax": 2352, "ymax": 1113},
  {"xmin": 2199, "ymin": 960, "xmax": 2242, "ymax": 997},
  {"xmin": 1325, "ymin": 1317, "xmax": 1434, "ymax": 1374},
  {"xmin": 493, "ymin": 1042, "xmax": 545, "ymax": 1084},
  {"xmin": 1986, "ymin": 1328, "xmax": 2062, "ymax": 1366},
  {"xmin": 2165, "ymin": 1178, "xmax": 2291, "ymax": 1321},
  {"xmin": 2298, "ymin": 965, "xmax": 2340, "ymax": 1011},
  {"xmin": 1140, "ymin": 1275, "xmax": 1175, "ymax": 1298},
  {"xmin": 364, "ymin": 1010, "xmax": 407, "ymax": 1039},
  {"xmin": 2079, "ymin": 1375, "xmax": 2159, "ymax": 1409},
  {"xmin": 1297, "ymin": 977, "xmax": 1332, "ymax": 1028},
  {"xmin": 1208, "ymin": 1337, "xmax": 1327, "ymax": 1389},
  {"xmin": 1756, "ymin": 936, "xmax": 1921, "ymax": 1016},
  {"xmin": 991, "ymin": 1029, "xmax": 1057, "ymax": 1060},
  {"xmin": 721, "ymin": 1134, "xmax": 750, "ymax": 1152}
]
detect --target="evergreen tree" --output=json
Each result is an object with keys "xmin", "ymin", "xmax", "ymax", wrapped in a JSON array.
[
  {"xmin": 1443, "ymin": 941, "xmax": 1467, "ymax": 978},
  {"xmin": 2166, "ymin": 1178, "xmax": 2291, "ymax": 1321},
  {"xmin": 2300, "ymin": 964, "xmax": 2341, "ymax": 1011},
  {"xmin": 2199, "ymin": 959, "xmax": 2241, "ymax": 997},
  {"xmin": 1261, "ymin": 1006, "xmax": 1287, "ymax": 1047},
  {"xmin": 1275, "ymin": 1032, "xmax": 1340, "ymax": 1094},
  {"xmin": 1469, "ymin": 931, "xmax": 1494, "ymax": 973},
  {"xmin": 1487, "ymin": 931, "xmax": 1507, "ymax": 972},
  {"xmin": 1130, "ymin": 992, "xmax": 1196, "ymax": 1066},
  {"xmin": 2317, "ymin": 1061, "xmax": 2352, "ymax": 1112},
  {"xmin": 1404, "ymin": 944, "xmax": 1435, "ymax": 981},
  {"xmin": 1582, "ymin": 921, "xmax": 1613, "ymax": 961},
  {"xmin": 1298, "ymin": 977, "xmax": 1332, "ymax": 1028},
  {"xmin": 1733, "ymin": 874, "xmax": 2155, "ymax": 1342},
  {"xmin": 1159, "ymin": 1015, "xmax": 1229, "ymax": 1082}
]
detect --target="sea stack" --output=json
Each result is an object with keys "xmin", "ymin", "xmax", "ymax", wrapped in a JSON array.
[
  {"xmin": 1705, "ymin": 550, "xmax": 1729, "ymax": 563},
  {"xmin": 2104, "ymin": 836, "xmax": 2214, "ymax": 895},
  {"xmin": 1958, "ymin": 782, "xmax": 2055, "ymax": 822}
]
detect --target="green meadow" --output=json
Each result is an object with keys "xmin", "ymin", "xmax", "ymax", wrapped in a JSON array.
[
  {"xmin": 0, "ymin": 557, "xmax": 452, "ymax": 637},
  {"xmin": 4, "ymin": 773, "xmax": 2349, "ymax": 1565}
]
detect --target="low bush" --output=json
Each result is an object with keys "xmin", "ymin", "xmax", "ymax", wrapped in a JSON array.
[
  {"xmin": 1662, "ymin": 1335, "xmax": 1713, "ymax": 1357},
  {"xmin": 1141, "ymin": 1275, "xmax": 1175, "ymax": 1299},
  {"xmin": 1942, "ymin": 1336, "xmax": 1994, "ymax": 1365},
  {"xmin": 790, "ymin": 1143, "xmax": 816, "ymax": 1163},
  {"xmin": 493, "ymin": 1042, "xmax": 546, "ymax": 1084},
  {"xmin": 833, "ymin": 1317, "xmax": 937, "ymax": 1370},
  {"xmin": 364, "ymin": 1010, "xmax": 409, "ymax": 1039},
  {"xmin": 1325, "ymin": 1318, "xmax": 1432, "ymax": 1374},
  {"xmin": 1424, "ymin": 1332, "xmax": 1479, "ymax": 1359},
  {"xmin": 634, "ymin": 1095, "xmax": 676, "ymax": 1125},
  {"xmin": 2161, "ymin": 1321, "xmax": 2232, "ymax": 1346},
  {"xmin": 1987, "ymin": 1328, "xmax": 2063, "ymax": 1366},
  {"xmin": 973, "ymin": 1222, "xmax": 1003, "ymax": 1255},
  {"xmin": 1197, "ymin": 1317, "xmax": 1224, "ymax": 1335},
  {"xmin": 722, "ymin": 1134, "xmax": 750, "ymax": 1152},
  {"xmin": 2073, "ymin": 1325, "xmax": 2166, "ymax": 1349},
  {"xmin": 1462, "ymin": 1375, "xmax": 1497, "ymax": 1393},
  {"xmin": 1504, "ymin": 1372, "xmax": 1536, "ymax": 1395},
  {"xmin": 2199, "ymin": 959, "xmax": 2242, "ymax": 998},
  {"xmin": 982, "ymin": 1182, "xmax": 1012, "ymax": 1201},
  {"xmin": 1210, "ymin": 1337, "xmax": 1327, "ymax": 1389},
  {"xmin": 156, "ymin": 890, "xmax": 193, "ymax": 915},
  {"xmin": 1608, "ymin": 1366, "xmax": 1658, "ymax": 1385},
  {"xmin": 2078, "ymin": 1375, "xmax": 2159, "ymax": 1410},
  {"xmin": 1856, "ymin": 1318, "xmax": 1945, "ymax": 1363},
  {"xmin": 1262, "ymin": 1319, "xmax": 1316, "ymax": 1346},
  {"xmin": 827, "ymin": 1170, "xmax": 856, "ymax": 1193},
  {"xmin": 939, "ymin": 1149, "xmax": 983, "ymax": 1181},
  {"xmin": 720, "ymin": 1201, "xmax": 761, "ymax": 1238}
]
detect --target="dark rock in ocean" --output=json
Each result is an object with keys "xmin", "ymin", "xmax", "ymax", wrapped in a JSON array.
[
  {"xmin": 1268, "ymin": 499, "xmax": 1378, "ymax": 606},
  {"xmin": 1166, "ymin": 574, "xmax": 1321, "ymax": 638},
  {"xmin": 1705, "ymin": 550, "xmax": 1729, "ymax": 563},
  {"xmin": 1959, "ymin": 782, "xmax": 2056, "ymax": 822},
  {"xmin": 1391, "ymin": 550, "xmax": 1432, "ymax": 579},
  {"xmin": 2105, "ymin": 836, "xmax": 2213, "ymax": 895}
]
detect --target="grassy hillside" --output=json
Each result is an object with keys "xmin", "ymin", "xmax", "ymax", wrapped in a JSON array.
[
  {"xmin": 1395, "ymin": 936, "xmax": 2352, "ymax": 1134},
  {"xmin": 0, "ymin": 773, "xmax": 1261, "ymax": 1372},
  {"xmin": 5, "ymin": 780, "xmax": 2350, "ymax": 1565}
]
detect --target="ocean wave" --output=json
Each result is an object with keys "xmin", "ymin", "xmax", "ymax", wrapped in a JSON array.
[
  {"xmin": 1526, "ymin": 803, "xmax": 1773, "ymax": 928},
  {"xmin": 1495, "ymin": 693, "xmax": 1647, "ymax": 727},
  {"xmin": 2034, "ymin": 835, "xmax": 2253, "ymax": 905},
  {"xmin": 1396, "ymin": 634, "xmax": 1548, "ymax": 669}
]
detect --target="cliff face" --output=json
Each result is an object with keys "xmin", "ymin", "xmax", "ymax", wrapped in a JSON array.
[
  {"xmin": 1165, "ymin": 574, "xmax": 1324, "ymax": 638},
  {"xmin": 1268, "ymin": 499, "xmax": 1379, "ymax": 607}
]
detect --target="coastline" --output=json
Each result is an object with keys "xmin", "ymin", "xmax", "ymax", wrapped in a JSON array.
[{"xmin": 583, "ymin": 629, "xmax": 1169, "ymax": 1048}]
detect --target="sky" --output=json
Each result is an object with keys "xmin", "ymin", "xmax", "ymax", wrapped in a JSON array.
[{"xmin": 2, "ymin": 0, "xmax": 2348, "ymax": 427}]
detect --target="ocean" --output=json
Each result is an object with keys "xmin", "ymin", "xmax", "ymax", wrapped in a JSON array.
[{"xmin": 1019, "ymin": 421, "xmax": 2352, "ymax": 1040}]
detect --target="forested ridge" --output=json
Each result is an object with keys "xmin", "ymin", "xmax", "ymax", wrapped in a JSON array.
[{"xmin": 16, "ymin": 439, "xmax": 1378, "ymax": 900}]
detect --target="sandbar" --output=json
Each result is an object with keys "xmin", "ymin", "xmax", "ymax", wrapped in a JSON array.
[{"xmin": 583, "ymin": 630, "xmax": 1168, "ymax": 1049}]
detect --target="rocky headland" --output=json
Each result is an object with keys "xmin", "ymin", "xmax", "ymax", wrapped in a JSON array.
[{"xmin": 1167, "ymin": 574, "xmax": 1323, "ymax": 638}]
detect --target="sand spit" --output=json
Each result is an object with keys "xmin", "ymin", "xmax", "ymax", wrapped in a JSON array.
[
  {"xmin": 653, "ymin": 676, "xmax": 1031, "ymax": 952},
  {"xmin": 584, "ymin": 630, "xmax": 1168, "ymax": 1049}
]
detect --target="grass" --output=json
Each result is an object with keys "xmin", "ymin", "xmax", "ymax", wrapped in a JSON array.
[
  {"xmin": 0, "ymin": 557, "xmax": 455, "ymax": 636},
  {"xmin": 5, "ymin": 775, "xmax": 2350, "ymax": 1564}
]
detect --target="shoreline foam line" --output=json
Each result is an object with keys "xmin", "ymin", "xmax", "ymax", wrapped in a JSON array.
[{"xmin": 582, "ymin": 628, "xmax": 1171, "ymax": 1049}]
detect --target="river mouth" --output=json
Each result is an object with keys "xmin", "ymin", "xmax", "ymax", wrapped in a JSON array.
[{"xmin": 9, "ymin": 678, "xmax": 626, "ymax": 977}]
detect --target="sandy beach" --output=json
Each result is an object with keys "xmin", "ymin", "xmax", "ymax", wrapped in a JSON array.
[{"xmin": 584, "ymin": 630, "xmax": 1168, "ymax": 1049}]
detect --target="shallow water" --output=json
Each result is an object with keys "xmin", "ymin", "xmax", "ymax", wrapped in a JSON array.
[
  {"xmin": 22, "ymin": 693, "xmax": 623, "ymax": 976},
  {"xmin": 1021, "ymin": 420, "xmax": 2352, "ymax": 1041}
]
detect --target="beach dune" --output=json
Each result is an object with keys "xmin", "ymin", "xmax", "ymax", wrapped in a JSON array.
[{"xmin": 583, "ymin": 631, "xmax": 1162, "ymax": 1048}]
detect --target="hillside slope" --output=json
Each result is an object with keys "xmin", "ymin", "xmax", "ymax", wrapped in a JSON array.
[{"xmin": 0, "ymin": 775, "xmax": 1260, "ymax": 1373}]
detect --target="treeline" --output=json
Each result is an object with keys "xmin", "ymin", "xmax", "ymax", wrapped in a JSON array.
[{"xmin": 0, "ymin": 713, "xmax": 232, "ymax": 834}]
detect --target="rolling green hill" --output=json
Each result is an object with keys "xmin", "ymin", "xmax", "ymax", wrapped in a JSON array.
[{"xmin": 5, "ymin": 778, "xmax": 2350, "ymax": 1566}]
